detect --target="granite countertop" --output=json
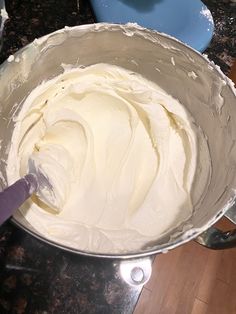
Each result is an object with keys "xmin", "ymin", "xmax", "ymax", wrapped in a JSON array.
[{"xmin": 0, "ymin": 1, "xmax": 235, "ymax": 313}]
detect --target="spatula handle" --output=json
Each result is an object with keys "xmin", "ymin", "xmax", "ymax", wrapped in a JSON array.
[{"xmin": 0, "ymin": 174, "xmax": 37, "ymax": 225}]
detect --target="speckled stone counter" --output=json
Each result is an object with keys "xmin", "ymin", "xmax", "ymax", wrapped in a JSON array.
[
  {"xmin": 203, "ymin": 0, "xmax": 236, "ymax": 73},
  {"xmin": 0, "ymin": 224, "xmax": 142, "ymax": 314},
  {"xmin": 0, "ymin": 1, "xmax": 235, "ymax": 313}
]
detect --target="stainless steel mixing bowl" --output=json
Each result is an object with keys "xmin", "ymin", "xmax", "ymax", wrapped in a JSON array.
[{"xmin": 0, "ymin": 24, "xmax": 236, "ymax": 284}]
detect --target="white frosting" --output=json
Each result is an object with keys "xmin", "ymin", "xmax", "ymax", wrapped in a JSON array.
[{"xmin": 7, "ymin": 63, "xmax": 209, "ymax": 253}]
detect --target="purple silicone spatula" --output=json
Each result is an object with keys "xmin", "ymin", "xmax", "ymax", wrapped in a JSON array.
[
  {"xmin": 0, "ymin": 161, "xmax": 55, "ymax": 225},
  {"xmin": 0, "ymin": 174, "xmax": 38, "ymax": 225}
]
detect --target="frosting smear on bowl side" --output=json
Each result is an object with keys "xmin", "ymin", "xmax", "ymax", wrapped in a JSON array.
[{"xmin": 6, "ymin": 63, "xmax": 210, "ymax": 253}]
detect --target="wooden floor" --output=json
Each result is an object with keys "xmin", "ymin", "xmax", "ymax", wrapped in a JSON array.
[{"xmin": 134, "ymin": 218, "xmax": 236, "ymax": 314}]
